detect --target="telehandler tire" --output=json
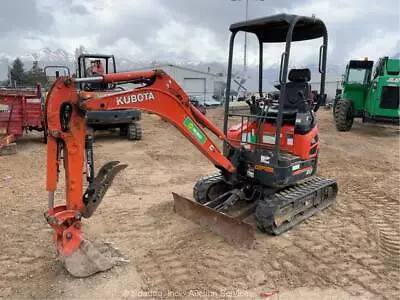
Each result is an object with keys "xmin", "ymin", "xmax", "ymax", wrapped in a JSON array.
[{"xmin": 334, "ymin": 100, "xmax": 354, "ymax": 131}]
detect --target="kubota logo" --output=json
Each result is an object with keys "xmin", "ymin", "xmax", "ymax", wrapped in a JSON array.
[{"xmin": 116, "ymin": 92, "xmax": 155, "ymax": 105}]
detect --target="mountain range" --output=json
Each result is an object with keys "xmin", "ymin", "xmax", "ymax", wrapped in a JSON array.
[{"xmin": 3, "ymin": 47, "xmax": 398, "ymax": 91}]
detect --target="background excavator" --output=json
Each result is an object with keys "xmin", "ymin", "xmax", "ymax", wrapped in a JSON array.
[
  {"xmin": 77, "ymin": 53, "xmax": 143, "ymax": 140},
  {"xmin": 42, "ymin": 54, "xmax": 143, "ymax": 141},
  {"xmin": 43, "ymin": 14, "xmax": 338, "ymax": 277}
]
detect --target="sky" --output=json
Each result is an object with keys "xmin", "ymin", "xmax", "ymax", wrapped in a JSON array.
[{"xmin": 0, "ymin": 0, "xmax": 399, "ymax": 68}]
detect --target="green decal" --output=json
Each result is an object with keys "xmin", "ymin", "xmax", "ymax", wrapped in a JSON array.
[{"xmin": 183, "ymin": 117, "xmax": 207, "ymax": 144}]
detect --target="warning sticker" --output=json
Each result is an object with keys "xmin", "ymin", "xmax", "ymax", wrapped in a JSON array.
[
  {"xmin": 183, "ymin": 117, "xmax": 207, "ymax": 144},
  {"xmin": 260, "ymin": 155, "xmax": 270, "ymax": 164}
]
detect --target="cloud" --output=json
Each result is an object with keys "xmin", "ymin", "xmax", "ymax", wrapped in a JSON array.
[
  {"xmin": 289, "ymin": 0, "xmax": 399, "ymax": 62},
  {"xmin": 347, "ymin": 32, "xmax": 400, "ymax": 61},
  {"xmin": 0, "ymin": 0, "xmax": 398, "ymax": 70},
  {"xmin": 0, "ymin": 0, "xmax": 53, "ymax": 35}
]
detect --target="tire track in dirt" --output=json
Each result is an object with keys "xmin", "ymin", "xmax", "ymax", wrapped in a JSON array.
[
  {"xmin": 99, "ymin": 190, "xmax": 253, "ymax": 296},
  {"xmin": 92, "ymin": 205, "xmax": 173, "ymax": 251},
  {"xmin": 317, "ymin": 118, "xmax": 400, "ymax": 297},
  {"xmin": 135, "ymin": 237, "xmax": 252, "ymax": 296},
  {"xmin": 285, "ymin": 228, "xmax": 393, "ymax": 299},
  {"xmin": 354, "ymin": 192, "xmax": 400, "ymax": 271},
  {"xmin": 297, "ymin": 178, "xmax": 400, "ymax": 299},
  {"xmin": 192, "ymin": 246, "xmax": 250, "ymax": 292},
  {"xmin": 246, "ymin": 166, "xmax": 399, "ymax": 299},
  {"xmin": 338, "ymin": 178, "xmax": 400, "ymax": 272},
  {"xmin": 136, "ymin": 247, "xmax": 194, "ymax": 294},
  {"xmin": 0, "ymin": 226, "xmax": 52, "ymax": 291}
]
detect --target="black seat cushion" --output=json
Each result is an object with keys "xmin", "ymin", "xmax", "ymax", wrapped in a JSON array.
[
  {"xmin": 283, "ymin": 68, "xmax": 312, "ymax": 110},
  {"xmin": 284, "ymin": 81, "xmax": 310, "ymax": 109},
  {"xmin": 256, "ymin": 68, "xmax": 312, "ymax": 123},
  {"xmin": 261, "ymin": 105, "xmax": 297, "ymax": 124}
]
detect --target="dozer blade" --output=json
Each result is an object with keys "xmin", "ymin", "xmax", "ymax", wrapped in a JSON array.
[
  {"xmin": 172, "ymin": 192, "xmax": 256, "ymax": 248},
  {"xmin": 61, "ymin": 239, "xmax": 114, "ymax": 278}
]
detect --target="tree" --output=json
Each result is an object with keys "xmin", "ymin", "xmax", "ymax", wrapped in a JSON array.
[
  {"xmin": 7, "ymin": 59, "xmax": 47, "ymax": 87},
  {"xmin": 74, "ymin": 45, "xmax": 87, "ymax": 72},
  {"xmin": 0, "ymin": 79, "xmax": 9, "ymax": 86},
  {"xmin": 74, "ymin": 45, "xmax": 87, "ymax": 59},
  {"xmin": 24, "ymin": 61, "xmax": 47, "ymax": 87},
  {"xmin": 10, "ymin": 58, "xmax": 25, "ymax": 85}
]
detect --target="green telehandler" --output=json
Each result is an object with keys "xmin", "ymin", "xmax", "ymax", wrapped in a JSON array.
[{"xmin": 333, "ymin": 56, "xmax": 400, "ymax": 131}]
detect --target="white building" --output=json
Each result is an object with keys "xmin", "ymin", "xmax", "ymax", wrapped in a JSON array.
[
  {"xmin": 310, "ymin": 74, "xmax": 342, "ymax": 101},
  {"xmin": 133, "ymin": 64, "xmax": 225, "ymax": 104}
]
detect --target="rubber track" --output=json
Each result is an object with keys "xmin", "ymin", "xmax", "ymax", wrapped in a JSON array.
[
  {"xmin": 193, "ymin": 172, "xmax": 224, "ymax": 204},
  {"xmin": 255, "ymin": 176, "xmax": 338, "ymax": 235},
  {"xmin": 194, "ymin": 173, "xmax": 338, "ymax": 236}
]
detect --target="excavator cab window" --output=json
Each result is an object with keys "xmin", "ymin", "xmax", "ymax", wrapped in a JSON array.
[
  {"xmin": 347, "ymin": 68, "xmax": 369, "ymax": 84},
  {"xmin": 345, "ymin": 60, "xmax": 374, "ymax": 85},
  {"xmin": 90, "ymin": 60, "xmax": 105, "ymax": 75},
  {"xmin": 77, "ymin": 54, "xmax": 117, "ymax": 91}
]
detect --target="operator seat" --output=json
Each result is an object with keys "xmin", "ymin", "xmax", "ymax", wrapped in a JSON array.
[
  {"xmin": 261, "ymin": 68, "xmax": 312, "ymax": 124},
  {"xmin": 285, "ymin": 68, "xmax": 311, "ymax": 110}
]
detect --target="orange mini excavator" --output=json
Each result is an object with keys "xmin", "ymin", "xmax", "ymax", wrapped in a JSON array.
[{"xmin": 44, "ymin": 14, "xmax": 338, "ymax": 277}]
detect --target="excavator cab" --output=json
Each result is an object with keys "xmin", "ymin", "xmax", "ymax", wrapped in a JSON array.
[
  {"xmin": 182, "ymin": 14, "xmax": 337, "ymax": 240},
  {"xmin": 77, "ymin": 54, "xmax": 116, "ymax": 91},
  {"xmin": 222, "ymin": 14, "xmax": 328, "ymax": 186}
]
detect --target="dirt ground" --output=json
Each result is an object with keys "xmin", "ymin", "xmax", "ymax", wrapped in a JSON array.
[{"xmin": 0, "ymin": 108, "xmax": 399, "ymax": 300}]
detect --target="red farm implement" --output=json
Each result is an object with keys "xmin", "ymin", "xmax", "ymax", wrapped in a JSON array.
[{"xmin": 0, "ymin": 87, "xmax": 45, "ymax": 155}]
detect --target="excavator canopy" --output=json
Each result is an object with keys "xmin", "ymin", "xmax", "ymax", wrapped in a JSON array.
[{"xmin": 229, "ymin": 13, "xmax": 327, "ymax": 42}]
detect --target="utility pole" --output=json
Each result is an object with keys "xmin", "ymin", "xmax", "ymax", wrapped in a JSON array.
[
  {"xmin": 7, "ymin": 59, "xmax": 11, "ymax": 86},
  {"xmin": 231, "ymin": 0, "xmax": 264, "ymax": 73},
  {"xmin": 244, "ymin": 0, "xmax": 248, "ymax": 73},
  {"xmin": 231, "ymin": 0, "xmax": 249, "ymax": 72}
]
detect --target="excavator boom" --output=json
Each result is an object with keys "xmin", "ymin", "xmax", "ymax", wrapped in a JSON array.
[{"xmin": 79, "ymin": 70, "xmax": 235, "ymax": 172}]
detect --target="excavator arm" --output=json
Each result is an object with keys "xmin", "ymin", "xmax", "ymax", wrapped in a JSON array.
[{"xmin": 44, "ymin": 69, "xmax": 236, "ymax": 275}]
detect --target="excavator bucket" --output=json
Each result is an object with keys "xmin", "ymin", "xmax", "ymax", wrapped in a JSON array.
[
  {"xmin": 61, "ymin": 239, "xmax": 114, "ymax": 278},
  {"xmin": 47, "ymin": 161, "xmax": 129, "ymax": 278},
  {"xmin": 172, "ymin": 193, "xmax": 256, "ymax": 248}
]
